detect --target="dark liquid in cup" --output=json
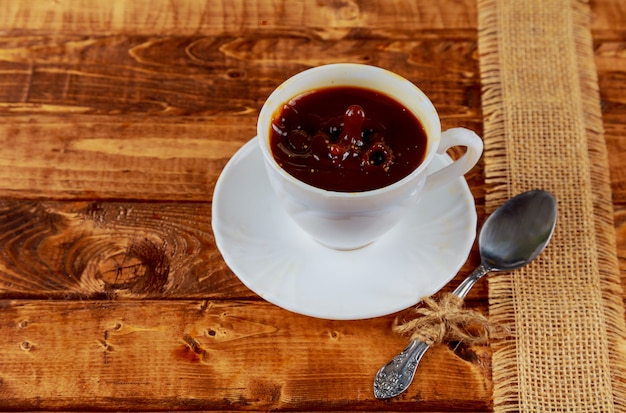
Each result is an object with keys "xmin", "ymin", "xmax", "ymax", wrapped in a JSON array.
[{"xmin": 269, "ymin": 86, "xmax": 428, "ymax": 192}]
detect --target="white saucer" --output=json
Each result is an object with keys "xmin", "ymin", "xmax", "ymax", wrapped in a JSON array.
[{"xmin": 212, "ymin": 138, "xmax": 477, "ymax": 320}]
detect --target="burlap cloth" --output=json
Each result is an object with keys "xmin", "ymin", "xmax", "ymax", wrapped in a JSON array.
[{"xmin": 477, "ymin": 0, "xmax": 626, "ymax": 411}]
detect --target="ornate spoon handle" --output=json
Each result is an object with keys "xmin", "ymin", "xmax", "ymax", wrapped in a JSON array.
[
  {"xmin": 373, "ymin": 264, "xmax": 490, "ymax": 399},
  {"xmin": 373, "ymin": 339, "xmax": 430, "ymax": 399}
]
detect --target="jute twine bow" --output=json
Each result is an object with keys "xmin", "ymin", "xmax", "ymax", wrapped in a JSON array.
[{"xmin": 393, "ymin": 293, "xmax": 505, "ymax": 346}]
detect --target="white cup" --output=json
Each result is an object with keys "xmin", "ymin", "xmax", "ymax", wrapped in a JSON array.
[{"xmin": 258, "ymin": 64, "xmax": 483, "ymax": 250}]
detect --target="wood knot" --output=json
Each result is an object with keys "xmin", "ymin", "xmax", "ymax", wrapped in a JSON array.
[
  {"xmin": 77, "ymin": 239, "xmax": 170, "ymax": 297},
  {"xmin": 98, "ymin": 240, "xmax": 169, "ymax": 295},
  {"xmin": 176, "ymin": 334, "xmax": 209, "ymax": 363}
]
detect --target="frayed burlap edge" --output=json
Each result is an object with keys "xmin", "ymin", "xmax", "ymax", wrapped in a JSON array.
[
  {"xmin": 478, "ymin": 0, "xmax": 626, "ymax": 411},
  {"xmin": 576, "ymin": 1, "xmax": 626, "ymax": 411}
]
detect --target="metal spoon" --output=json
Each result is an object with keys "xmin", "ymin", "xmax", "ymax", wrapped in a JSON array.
[{"xmin": 373, "ymin": 189, "xmax": 557, "ymax": 399}]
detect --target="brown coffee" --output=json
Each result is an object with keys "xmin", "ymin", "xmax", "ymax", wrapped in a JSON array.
[{"xmin": 269, "ymin": 86, "xmax": 427, "ymax": 192}]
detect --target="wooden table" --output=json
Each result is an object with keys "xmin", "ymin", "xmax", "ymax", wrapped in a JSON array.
[{"xmin": 0, "ymin": 1, "xmax": 624, "ymax": 411}]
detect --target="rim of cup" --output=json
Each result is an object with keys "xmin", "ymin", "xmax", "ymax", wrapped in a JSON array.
[{"xmin": 257, "ymin": 63, "xmax": 442, "ymax": 198}]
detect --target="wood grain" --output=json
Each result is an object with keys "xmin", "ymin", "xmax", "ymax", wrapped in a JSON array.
[
  {"xmin": 0, "ymin": 34, "xmax": 480, "ymax": 200},
  {"xmin": 0, "ymin": 197, "xmax": 486, "ymax": 300},
  {"xmin": 0, "ymin": 200, "xmax": 247, "ymax": 299},
  {"xmin": 0, "ymin": 0, "xmax": 624, "ymax": 411},
  {"xmin": 0, "ymin": 300, "xmax": 492, "ymax": 411},
  {"xmin": 1, "ymin": 0, "xmax": 479, "ymax": 36}
]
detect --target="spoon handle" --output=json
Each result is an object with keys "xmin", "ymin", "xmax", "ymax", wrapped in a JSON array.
[
  {"xmin": 373, "ymin": 339, "xmax": 430, "ymax": 399},
  {"xmin": 451, "ymin": 263, "xmax": 490, "ymax": 298},
  {"xmin": 373, "ymin": 264, "xmax": 490, "ymax": 399}
]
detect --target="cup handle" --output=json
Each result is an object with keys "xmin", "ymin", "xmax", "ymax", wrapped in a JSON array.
[{"xmin": 424, "ymin": 127, "xmax": 483, "ymax": 192}]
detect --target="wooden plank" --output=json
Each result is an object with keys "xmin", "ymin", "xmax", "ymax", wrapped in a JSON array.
[
  {"xmin": 592, "ymin": 0, "xmax": 626, "ymax": 293},
  {"xmin": 591, "ymin": 0, "xmax": 626, "ymax": 34},
  {"xmin": 0, "ymin": 200, "xmax": 249, "ymax": 298},
  {"xmin": 0, "ymin": 34, "xmax": 480, "ymax": 102},
  {"xmin": 2, "ymin": 0, "xmax": 620, "ymax": 38},
  {"xmin": 591, "ymin": 0, "xmax": 626, "ymax": 207},
  {"xmin": 0, "ymin": 117, "xmax": 252, "ymax": 201},
  {"xmin": 0, "ymin": 198, "xmax": 487, "ymax": 301},
  {"xmin": 0, "ymin": 0, "xmax": 478, "ymax": 35},
  {"xmin": 0, "ymin": 299, "xmax": 492, "ymax": 411},
  {"xmin": 1, "ymin": 0, "xmax": 622, "ymax": 38},
  {"xmin": 0, "ymin": 34, "xmax": 481, "ymax": 200}
]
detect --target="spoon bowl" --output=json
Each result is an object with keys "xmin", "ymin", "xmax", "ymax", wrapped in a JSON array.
[
  {"xmin": 373, "ymin": 189, "xmax": 557, "ymax": 399},
  {"xmin": 480, "ymin": 190, "xmax": 557, "ymax": 271}
]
